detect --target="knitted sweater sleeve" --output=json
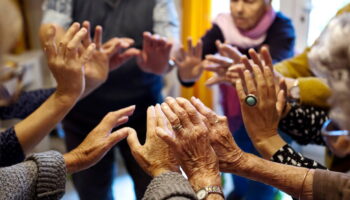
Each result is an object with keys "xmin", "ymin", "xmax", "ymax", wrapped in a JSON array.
[
  {"xmin": 142, "ymin": 172, "xmax": 197, "ymax": 200},
  {"xmin": 0, "ymin": 151, "xmax": 66, "ymax": 200}
]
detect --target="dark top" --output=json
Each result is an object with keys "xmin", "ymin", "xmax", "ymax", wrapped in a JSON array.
[
  {"xmin": 64, "ymin": 0, "xmax": 162, "ymax": 132},
  {"xmin": 279, "ymin": 103, "xmax": 328, "ymax": 145},
  {"xmin": 202, "ymin": 12, "xmax": 295, "ymax": 63},
  {"xmin": 0, "ymin": 89, "xmax": 54, "ymax": 167}
]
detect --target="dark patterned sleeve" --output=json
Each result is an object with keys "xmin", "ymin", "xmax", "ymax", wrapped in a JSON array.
[
  {"xmin": 0, "ymin": 127, "xmax": 25, "ymax": 167},
  {"xmin": 0, "ymin": 88, "xmax": 55, "ymax": 120},
  {"xmin": 279, "ymin": 103, "xmax": 329, "ymax": 145},
  {"xmin": 271, "ymin": 144, "xmax": 327, "ymax": 169}
]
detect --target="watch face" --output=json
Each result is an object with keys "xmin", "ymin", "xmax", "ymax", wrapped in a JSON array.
[{"xmin": 197, "ymin": 189, "xmax": 207, "ymax": 199}]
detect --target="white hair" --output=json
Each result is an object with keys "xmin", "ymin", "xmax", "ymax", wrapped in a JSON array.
[{"xmin": 309, "ymin": 13, "xmax": 350, "ymax": 130}]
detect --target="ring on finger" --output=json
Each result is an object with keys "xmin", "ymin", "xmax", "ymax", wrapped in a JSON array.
[
  {"xmin": 245, "ymin": 94, "xmax": 258, "ymax": 107},
  {"xmin": 172, "ymin": 124, "xmax": 183, "ymax": 132}
]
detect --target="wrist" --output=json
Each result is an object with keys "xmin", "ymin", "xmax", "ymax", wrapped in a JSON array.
[
  {"xmin": 254, "ymin": 133, "xmax": 287, "ymax": 159},
  {"xmin": 54, "ymin": 90, "xmax": 80, "ymax": 105},
  {"xmin": 189, "ymin": 171, "xmax": 221, "ymax": 192},
  {"xmin": 63, "ymin": 152, "xmax": 79, "ymax": 174}
]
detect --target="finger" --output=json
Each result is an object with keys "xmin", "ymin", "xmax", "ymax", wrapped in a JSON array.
[
  {"xmin": 260, "ymin": 46, "xmax": 273, "ymax": 70},
  {"xmin": 43, "ymin": 25, "xmax": 57, "ymax": 58},
  {"xmin": 248, "ymin": 48, "xmax": 263, "ymax": 70},
  {"xmin": 195, "ymin": 40, "xmax": 203, "ymax": 58},
  {"xmin": 176, "ymin": 97, "xmax": 202, "ymax": 125},
  {"xmin": 82, "ymin": 21, "xmax": 92, "ymax": 48},
  {"xmin": 157, "ymin": 37, "xmax": 167, "ymax": 50},
  {"xmin": 187, "ymin": 37, "xmax": 194, "ymax": 56},
  {"xmin": 143, "ymin": 32, "xmax": 152, "ymax": 51},
  {"xmin": 206, "ymin": 55, "xmax": 233, "ymax": 67},
  {"xmin": 94, "ymin": 25, "xmax": 103, "ymax": 50},
  {"xmin": 155, "ymin": 104, "xmax": 166, "ymax": 128},
  {"xmin": 58, "ymin": 22, "xmax": 80, "ymax": 56},
  {"xmin": 220, "ymin": 45, "xmax": 242, "ymax": 63},
  {"xmin": 108, "ymin": 127, "xmax": 131, "ymax": 146},
  {"xmin": 276, "ymin": 90, "xmax": 286, "ymax": 117},
  {"xmin": 279, "ymin": 78, "xmax": 288, "ymax": 99},
  {"xmin": 146, "ymin": 106, "xmax": 157, "ymax": 137},
  {"xmin": 236, "ymin": 79, "xmax": 247, "ymax": 104},
  {"xmin": 156, "ymin": 127, "xmax": 177, "ymax": 147},
  {"xmin": 241, "ymin": 55, "xmax": 253, "ymax": 72},
  {"xmin": 205, "ymin": 76, "xmax": 226, "ymax": 87},
  {"xmin": 177, "ymin": 46, "xmax": 186, "ymax": 61},
  {"xmin": 190, "ymin": 97, "xmax": 217, "ymax": 123},
  {"xmin": 244, "ymin": 69, "xmax": 258, "ymax": 96},
  {"xmin": 81, "ymin": 43, "xmax": 96, "ymax": 64},
  {"xmin": 164, "ymin": 97, "xmax": 192, "ymax": 128},
  {"xmin": 127, "ymin": 128, "xmax": 142, "ymax": 151},
  {"xmin": 161, "ymin": 102, "xmax": 185, "ymax": 136},
  {"xmin": 263, "ymin": 66, "xmax": 277, "ymax": 101},
  {"xmin": 100, "ymin": 105, "xmax": 136, "ymax": 131},
  {"xmin": 66, "ymin": 28, "xmax": 88, "ymax": 58}
]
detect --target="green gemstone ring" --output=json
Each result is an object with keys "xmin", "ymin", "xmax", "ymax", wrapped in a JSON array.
[{"xmin": 245, "ymin": 94, "xmax": 258, "ymax": 107}]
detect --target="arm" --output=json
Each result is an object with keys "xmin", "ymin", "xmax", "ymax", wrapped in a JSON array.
[
  {"xmin": 228, "ymin": 153, "xmax": 314, "ymax": 200},
  {"xmin": 0, "ymin": 88, "xmax": 55, "ymax": 120},
  {"xmin": 0, "ymin": 151, "xmax": 66, "ymax": 200}
]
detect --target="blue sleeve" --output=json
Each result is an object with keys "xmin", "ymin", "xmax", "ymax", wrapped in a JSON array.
[
  {"xmin": 265, "ymin": 12, "xmax": 296, "ymax": 64},
  {"xmin": 0, "ymin": 127, "xmax": 25, "ymax": 167},
  {"xmin": 0, "ymin": 88, "xmax": 55, "ymax": 120}
]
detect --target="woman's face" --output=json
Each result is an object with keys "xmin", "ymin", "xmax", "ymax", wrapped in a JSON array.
[{"xmin": 230, "ymin": 0, "xmax": 270, "ymax": 31}]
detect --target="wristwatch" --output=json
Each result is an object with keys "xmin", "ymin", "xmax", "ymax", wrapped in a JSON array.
[
  {"xmin": 196, "ymin": 186, "xmax": 224, "ymax": 200},
  {"xmin": 288, "ymin": 80, "xmax": 300, "ymax": 104}
]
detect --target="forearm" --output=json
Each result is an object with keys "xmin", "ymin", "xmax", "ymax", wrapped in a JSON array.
[
  {"xmin": 14, "ymin": 91, "xmax": 78, "ymax": 154},
  {"xmin": 230, "ymin": 153, "xmax": 314, "ymax": 200},
  {"xmin": 251, "ymin": 132, "xmax": 287, "ymax": 159}
]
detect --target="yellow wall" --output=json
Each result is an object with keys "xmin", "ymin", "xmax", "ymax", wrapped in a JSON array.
[{"xmin": 181, "ymin": 0, "xmax": 213, "ymax": 108}]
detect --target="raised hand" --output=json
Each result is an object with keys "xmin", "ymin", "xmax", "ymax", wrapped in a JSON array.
[
  {"xmin": 137, "ymin": 32, "xmax": 173, "ymax": 75},
  {"xmin": 205, "ymin": 41, "xmax": 242, "ymax": 86},
  {"xmin": 236, "ymin": 65, "xmax": 287, "ymax": 158},
  {"xmin": 64, "ymin": 105, "xmax": 135, "ymax": 173},
  {"xmin": 158, "ymin": 97, "xmax": 221, "ymax": 191},
  {"xmin": 81, "ymin": 21, "xmax": 138, "ymax": 96},
  {"xmin": 189, "ymin": 97, "xmax": 244, "ymax": 172},
  {"xmin": 175, "ymin": 37, "xmax": 203, "ymax": 82},
  {"xmin": 127, "ymin": 105, "xmax": 179, "ymax": 177},
  {"xmin": 43, "ymin": 22, "xmax": 94, "ymax": 101}
]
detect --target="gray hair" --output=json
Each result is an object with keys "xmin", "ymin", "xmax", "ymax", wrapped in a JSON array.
[{"xmin": 309, "ymin": 13, "xmax": 350, "ymax": 131}]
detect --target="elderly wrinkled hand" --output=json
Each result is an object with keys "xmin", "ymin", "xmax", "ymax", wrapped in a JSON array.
[
  {"xmin": 157, "ymin": 97, "xmax": 221, "ymax": 191},
  {"xmin": 189, "ymin": 97, "xmax": 244, "ymax": 172},
  {"xmin": 43, "ymin": 22, "xmax": 94, "ymax": 101},
  {"xmin": 137, "ymin": 32, "xmax": 173, "ymax": 75},
  {"xmin": 63, "ymin": 105, "xmax": 135, "ymax": 174},
  {"xmin": 127, "ymin": 105, "xmax": 179, "ymax": 177},
  {"xmin": 175, "ymin": 37, "xmax": 203, "ymax": 83}
]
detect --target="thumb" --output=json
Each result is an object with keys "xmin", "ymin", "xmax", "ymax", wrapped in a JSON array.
[
  {"xmin": 126, "ymin": 128, "xmax": 142, "ymax": 151},
  {"xmin": 156, "ymin": 127, "xmax": 176, "ymax": 147},
  {"xmin": 109, "ymin": 127, "xmax": 133, "ymax": 146}
]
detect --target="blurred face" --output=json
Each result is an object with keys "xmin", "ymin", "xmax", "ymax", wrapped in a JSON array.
[{"xmin": 230, "ymin": 0, "xmax": 270, "ymax": 31}]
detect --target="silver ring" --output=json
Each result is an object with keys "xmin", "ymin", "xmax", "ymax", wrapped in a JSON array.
[
  {"xmin": 172, "ymin": 124, "xmax": 183, "ymax": 132},
  {"xmin": 245, "ymin": 94, "xmax": 258, "ymax": 107}
]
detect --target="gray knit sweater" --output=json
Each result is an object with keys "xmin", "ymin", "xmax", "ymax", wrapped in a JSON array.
[
  {"xmin": 142, "ymin": 172, "xmax": 198, "ymax": 200},
  {"xmin": 0, "ymin": 150, "xmax": 66, "ymax": 199}
]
